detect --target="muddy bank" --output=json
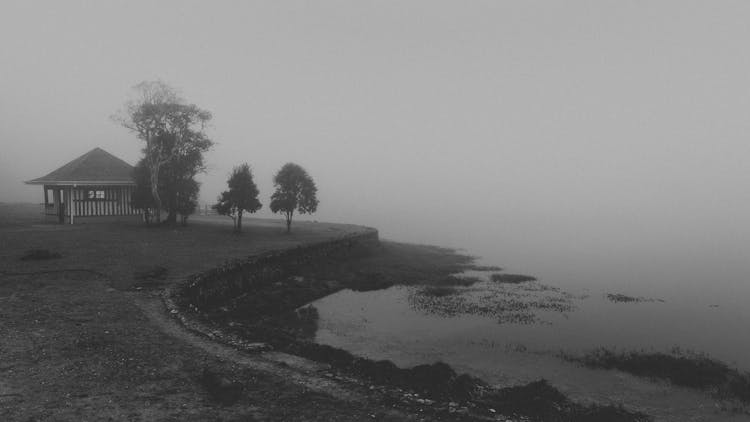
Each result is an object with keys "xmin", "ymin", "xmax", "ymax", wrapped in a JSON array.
[{"xmin": 171, "ymin": 235, "xmax": 649, "ymax": 421}]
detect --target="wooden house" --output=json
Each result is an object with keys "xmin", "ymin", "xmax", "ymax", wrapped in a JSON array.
[{"xmin": 26, "ymin": 147, "xmax": 140, "ymax": 224}]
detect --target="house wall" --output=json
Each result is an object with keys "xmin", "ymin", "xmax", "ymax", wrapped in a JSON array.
[{"xmin": 71, "ymin": 185, "xmax": 138, "ymax": 217}]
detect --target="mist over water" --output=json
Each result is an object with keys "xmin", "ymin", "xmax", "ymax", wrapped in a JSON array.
[
  {"xmin": 313, "ymin": 162, "xmax": 750, "ymax": 375},
  {"xmin": 312, "ymin": 197, "xmax": 750, "ymax": 418}
]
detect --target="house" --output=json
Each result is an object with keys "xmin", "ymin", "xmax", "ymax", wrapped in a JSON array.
[{"xmin": 25, "ymin": 147, "xmax": 140, "ymax": 224}]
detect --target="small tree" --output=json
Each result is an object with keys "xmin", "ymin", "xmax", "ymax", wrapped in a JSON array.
[
  {"xmin": 269, "ymin": 163, "xmax": 319, "ymax": 233},
  {"xmin": 213, "ymin": 164, "xmax": 262, "ymax": 233}
]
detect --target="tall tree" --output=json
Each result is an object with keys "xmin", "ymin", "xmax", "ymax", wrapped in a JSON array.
[
  {"xmin": 131, "ymin": 159, "xmax": 156, "ymax": 224},
  {"xmin": 269, "ymin": 163, "xmax": 319, "ymax": 233},
  {"xmin": 213, "ymin": 164, "xmax": 262, "ymax": 233},
  {"xmin": 115, "ymin": 80, "xmax": 212, "ymax": 223},
  {"xmin": 157, "ymin": 132, "xmax": 206, "ymax": 224},
  {"xmin": 131, "ymin": 151, "xmax": 202, "ymax": 226}
]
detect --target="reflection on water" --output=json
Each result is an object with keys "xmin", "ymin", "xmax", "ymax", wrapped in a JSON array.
[{"xmin": 312, "ymin": 270, "xmax": 750, "ymax": 420}]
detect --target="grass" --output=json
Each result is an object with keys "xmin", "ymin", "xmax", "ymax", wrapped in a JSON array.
[
  {"xmin": 1, "ymin": 203, "xmax": 431, "ymax": 421},
  {"xmin": 573, "ymin": 348, "xmax": 750, "ymax": 403},
  {"xmin": 480, "ymin": 379, "xmax": 651, "ymax": 422},
  {"xmin": 0, "ymin": 203, "xmax": 364, "ymax": 291},
  {"xmin": 19, "ymin": 248, "xmax": 62, "ymax": 260}
]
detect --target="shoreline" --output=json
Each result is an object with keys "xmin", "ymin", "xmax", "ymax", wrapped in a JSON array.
[
  {"xmin": 171, "ymin": 234, "xmax": 650, "ymax": 421},
  {"xmin": 1, "ymin": 204, "xmax": 746, "ymax": 421}
]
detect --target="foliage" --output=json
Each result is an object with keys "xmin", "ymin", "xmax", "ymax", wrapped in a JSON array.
[
  {"xmin": 115, "ymin": 80, "xmax": 213, "ymax": 223},
  {"xmin": 131, "ymin": 141, "xmax": 202, "ymax": 226},
  {"xmin": 213, "ymin": 163, "xmax": 262, "ymax": 233},
  {"xmin": 269, "ymin": 163, "xmax": 319, "ymax": 233}
]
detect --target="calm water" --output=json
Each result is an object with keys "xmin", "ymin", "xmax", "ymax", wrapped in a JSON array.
[{"xmin": 310, "ymin": 225, "xmax": 750, "ymax": 420}]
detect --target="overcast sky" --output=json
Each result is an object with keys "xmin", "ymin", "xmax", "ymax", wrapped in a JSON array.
[{"xmin": 2, "ymin": 1, "xmax": 750, "ymax": 266}]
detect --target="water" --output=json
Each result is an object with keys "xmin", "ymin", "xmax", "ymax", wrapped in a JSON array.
[{"xmin": 309, "ymin": 224, "xmax": 750, "ymax": 420}]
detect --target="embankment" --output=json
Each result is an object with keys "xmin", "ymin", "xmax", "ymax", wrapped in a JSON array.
[
  {"xmin": 175, "ymin": 227, "xmax": 380, "ymax": 311},
  {"xmin": 166, "ymin": 228, "xmax": 650, "ymax": 421}
]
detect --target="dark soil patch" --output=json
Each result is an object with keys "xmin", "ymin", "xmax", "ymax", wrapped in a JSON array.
[
  {"xmin": 573, "ymin": 348, "xmax": 750, "ymax": 403},
  {"xmin": 490, "ymin": 273, "xmax": 536, "ymax": 283},
  {"xmin": 199, "ymin": 367, "xmax": 244, "ymax": 406},
  {"xmin": 20, "ymin": 249, "xmax": 62, "ymax": 261},
  {"xmin": 134, "ymin": 265, "xmax": 169, "ymax": 281}
]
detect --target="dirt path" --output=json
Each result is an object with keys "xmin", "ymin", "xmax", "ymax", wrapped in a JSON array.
[
  {"xmin": 131, "ymin": 291, "xmax": 365, "ymax": 402},
  {"xmin": 1, "ymin": 212, "xmax": 432, "ymax": 421}
]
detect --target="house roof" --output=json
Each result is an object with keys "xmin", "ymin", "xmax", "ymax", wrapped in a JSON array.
[{"xmin": 26, "ymin": 147, "xmax": 136, "ymax": 186}]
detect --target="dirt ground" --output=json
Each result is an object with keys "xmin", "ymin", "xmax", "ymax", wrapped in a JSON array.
[{"xmin": 0, "ymin": 204, "xmax": 452, "ymax": 421}]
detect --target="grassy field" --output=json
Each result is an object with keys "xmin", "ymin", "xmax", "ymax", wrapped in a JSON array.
[
  {"xmin": 0, "ymin": 203, "xmax": 653, "ymax": 421},
  {"xmin": 0, "ymin": 203, "xmax": 431, "ymax": 421}
]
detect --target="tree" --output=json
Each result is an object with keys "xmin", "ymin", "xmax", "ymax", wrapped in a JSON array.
[
  {"xmin": 115, "ymin": 80, "xmax": 212, "ymax": 224},
  {"xmin": 269, "ymin": 163, "xmax": 319, "ymax": 233},
  {"xmin": 131, "ymin": 159, "xmax": 156, "ymax": 224},
  {"xmin": 213, "ymin": 164, "xmax": 262, "ymax": 233},
  {"xmin": 173, "ymin": 177, "xmax": 200, "ymax": 226},
  {"xmin": 157, "ymin": 132, "xmax": 206, "ymax": 225},
  {"xmin": 130, "ymin": 140, "xmax": 202, "ymax": 226}
]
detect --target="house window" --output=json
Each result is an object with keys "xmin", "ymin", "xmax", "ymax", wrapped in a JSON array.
[{"xmin": 88, "ymin": 190, "xmax": 105, "ymax": 200}]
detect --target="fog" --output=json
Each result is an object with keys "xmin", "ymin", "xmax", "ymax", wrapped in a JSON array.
[{"xmin": 2, "ymin": 1, "xmax": 749, "ymax": 292}]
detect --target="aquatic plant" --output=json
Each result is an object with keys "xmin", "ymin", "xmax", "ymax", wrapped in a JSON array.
[
  {"xmin": 490, "ymin": 273, "xmax": 536, "ymax": 283},
  {"xmin": 419, "ymin": 285, "xmax": 460, "ymax": 297},
  {"xmin": 466, "ymin": 265, "xmax": 503, "ymax": 272},
  {"xmin": 606, "ymin": 293, "xmax": 664, "ymax": 303},
  {"xmin": 573, "ymin": 348, "xmax": 750, "ymax": 403}
]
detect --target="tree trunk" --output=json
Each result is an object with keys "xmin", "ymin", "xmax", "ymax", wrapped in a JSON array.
[
  {"xmin": 236, "ymin": 211, "xmax": 243, "ymax": 233},
  {"xmin": 165, "ymin": 210, "xmax": 177, "ymax": 225},
  {"xmin": 149, "ymin": 162, "xmax": 162, "ymax": 224},
  {"xmin": 285, "ymin": 211, "xmax": 293, "ymax": 233}
]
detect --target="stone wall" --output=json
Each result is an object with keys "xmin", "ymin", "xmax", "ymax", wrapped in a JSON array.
[{"xmin": 177, "ymin": 228, "xmax": 380, "ymax": 310}]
